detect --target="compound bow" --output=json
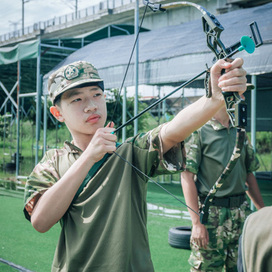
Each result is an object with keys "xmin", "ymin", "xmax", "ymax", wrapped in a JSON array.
[{"xmin": 110, "ymin": 0, "xmax": 263, "ymax": 222}]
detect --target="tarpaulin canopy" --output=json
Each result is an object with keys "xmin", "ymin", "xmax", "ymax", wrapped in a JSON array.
[
  {"xmin": 43, "ymin": 2, "xmax": 272, "ymax": 91},
  {"xmin": 0, "ymin": 40, "xmax": 39, "ymax": 65},
  {"xmin": 0, "ymin": 24, "xmax": 148, "ymax": 96}
]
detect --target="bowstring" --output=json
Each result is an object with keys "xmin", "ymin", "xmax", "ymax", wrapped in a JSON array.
[
  {"xmin": 113, "ymin": 150, "xmax": 200, "ymax": 216},
  {"xmin": 107, "ymin": 2, "xmax": 200, "ymax": 216},
  {"xmin": 110, "ymin": 3, "xmax": 149, "ymax": 120}
]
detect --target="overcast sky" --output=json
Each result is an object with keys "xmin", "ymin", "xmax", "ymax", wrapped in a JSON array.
[{"xmin": 0, "ymin": 0, "xmax": 101, "ymax": 36}]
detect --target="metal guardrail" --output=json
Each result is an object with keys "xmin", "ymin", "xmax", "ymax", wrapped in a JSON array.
[
  {"xmin": 0, "ymin": 0, "xmax": 135, "ymax": 43},
  {"xmin": 0, "ymin": 176, "xmax": 27, "ymax": 192}
]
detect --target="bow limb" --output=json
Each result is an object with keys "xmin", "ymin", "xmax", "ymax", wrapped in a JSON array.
[{"xmin": 146, "ymin": 1, "xmax": 208, "ymax": 13}]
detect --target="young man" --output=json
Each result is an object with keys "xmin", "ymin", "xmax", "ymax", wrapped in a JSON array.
[
  {"xmin": 181, "ymin": 106, "xmax": 265, "ymax": 272},
  {"xmin": 24, "ymin": 59, "xmax": 247, "ymax": 271}
]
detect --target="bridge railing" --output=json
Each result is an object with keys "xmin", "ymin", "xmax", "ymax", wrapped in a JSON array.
[{"xmin": 0, "ymin": 0, "xmax": 135, "ymax": 43}]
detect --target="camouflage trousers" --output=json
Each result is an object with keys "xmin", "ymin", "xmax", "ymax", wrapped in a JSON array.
[{"xmin": 189, "ymin": 201, "xmax": 251, "ymax": 272}]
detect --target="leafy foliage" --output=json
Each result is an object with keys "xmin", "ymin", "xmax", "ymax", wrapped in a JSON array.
[
  {"xmin": 0, "ymin": 114, "xmax": 10, "ymax": 140},
  {"xmin": 256, "ymin": 131, "xmax": 272, "ymax": 153},
  {"xmin": 105, "ymin": 89, "xmax": 163, "ymax": 139}
]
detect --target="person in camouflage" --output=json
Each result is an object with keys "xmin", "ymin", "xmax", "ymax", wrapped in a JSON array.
[
  {"xmin": 181, "ymin": 106, "xmax": 265, "ymax": 272},
  {"xmin": 24, "ymin": 59, "xmax": 248, "ymax": 271}
]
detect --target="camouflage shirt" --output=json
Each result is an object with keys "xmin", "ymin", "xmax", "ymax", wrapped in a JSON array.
[
  {"xmin": 23, "ymin": 141, "xmax": 82, "ymax": 219},
  {"xmin": 184, "ymin": 119, "xmax": 259, "ymax": 197},
  {"xmin": 24, "ymin": 125, "xmax": 185, "ymax": 272}
]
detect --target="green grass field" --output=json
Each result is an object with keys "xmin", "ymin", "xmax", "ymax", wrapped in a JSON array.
[
  {"xmin": 0, "ymin": 180, "xmax": 271, "ymax": 272},
  {"xmin": 0, "ymin": 182, "xmax": 191, "ymax": 272}
]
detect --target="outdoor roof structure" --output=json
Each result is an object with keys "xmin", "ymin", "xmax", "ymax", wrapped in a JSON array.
[
  {"xmin": 0, "ymin": 3, "xmax": 271, "ymax": 132},
  {"xmin": 0, "ymin": 23, "xmax": 149, "ymax": 168},
  {"xmin": 42, "ymin": 2, "xmax": 272, "ymax": 92},
  {"xmin": 42, "ymin": 24, "xmax": 149, "ymax": 49},
  {"xmin": 0, "ymin": 24, "xmax": 148, "ymax": 103}
]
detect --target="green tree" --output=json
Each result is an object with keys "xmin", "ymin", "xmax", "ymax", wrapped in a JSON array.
[
  {"xmin": 106, "ymin": 89, "xmax": 162, "ymax": 140},
  {"xmin": 0, "ymin": 114, "xmax": 10, "ymax": 140}
]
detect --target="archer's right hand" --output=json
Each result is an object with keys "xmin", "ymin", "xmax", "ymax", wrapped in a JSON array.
[{"xmin": 86, "ymin": 122, "xmax": 117, "ymax": 163}]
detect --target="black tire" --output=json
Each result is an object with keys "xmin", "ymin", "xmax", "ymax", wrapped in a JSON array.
[
  {"xmin": 168, "ymin": 226, "xmax": 191, "ymax": 250},
  {"xmin": 5, "ymin": 163, "xmax": 16, "ymax": 173}
]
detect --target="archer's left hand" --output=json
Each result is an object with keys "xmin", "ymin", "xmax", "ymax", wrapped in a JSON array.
[{"xmin": 210, "ymin": 58, "xmax": 247, "ymax": 101}]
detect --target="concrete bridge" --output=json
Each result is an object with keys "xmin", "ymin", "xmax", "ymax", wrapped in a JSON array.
[{"xmin": 1, "ymin": 0, "xmax": 268, "ymax": 47}]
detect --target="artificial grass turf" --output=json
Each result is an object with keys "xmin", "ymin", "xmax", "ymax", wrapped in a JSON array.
[
  {"xmin": 147, "ymin": 182, "xmax": 192, "ymax": 271},
  {"xmin": 1, "ymin": 179, "xmax": 271, "ymax": 272},
  {"xmin": 148, "ymin": 213, "xmax": 191, "ymax": 272},
  {"xmin": 0, "ymin": 184, "xmax": 191, "ymax": 272},
  {"xmin": 0, "ymin": 193, "xmax": 60, "ymax": 272}
]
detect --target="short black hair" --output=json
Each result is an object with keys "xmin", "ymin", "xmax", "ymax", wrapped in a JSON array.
[{"xmin": 53, "ymin": 93, "xmax": 63, "ymax": 107}]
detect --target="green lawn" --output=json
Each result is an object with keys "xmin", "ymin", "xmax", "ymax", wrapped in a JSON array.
[
  {"xmin": 0, "ymin": 180, "xmax": 271, "ymax": 272},
  {"xmin": 0, "ymin": 183, "xmax": 191, "ymax": 272},
  {"xmin": 0, "ymin": 192, "xmax": 60, "ymax": 272}
]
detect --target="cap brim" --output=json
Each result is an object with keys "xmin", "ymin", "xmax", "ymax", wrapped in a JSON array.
[
  {"xmin": 52, "ymin": 78, "xmax": 104, "ymax": 103},
  {"xmin": 62, "ymin": 78, "xmax": 103, "ymax": 93}
]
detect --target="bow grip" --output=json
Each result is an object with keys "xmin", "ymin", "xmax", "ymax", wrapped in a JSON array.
[
  {"xmin": 235, "ymin": 100, "xmax": 247, "ymax": 127},
  {"xmin": 222, "ymin": 92, "xmax": 247, "ymax": 128}
]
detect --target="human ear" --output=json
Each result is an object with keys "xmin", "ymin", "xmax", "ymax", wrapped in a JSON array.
[{"xmin": 50, "ymin": 106, "xmax": 64, "ymax": 122}]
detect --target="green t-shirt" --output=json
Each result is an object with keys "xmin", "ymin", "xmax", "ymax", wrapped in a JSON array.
[
  {"xmin": 184, "ymin": 119, "xmax": 259, "ymax": 197},
  {"xmin": 24, "ymin": 126, "xmax": 185, "ymax": 271}
]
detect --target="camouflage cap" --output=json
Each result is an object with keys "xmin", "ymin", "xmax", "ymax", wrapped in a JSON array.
[{"xmin": 48, "ymin": 60, "xmax": 104, "ymax": 104}]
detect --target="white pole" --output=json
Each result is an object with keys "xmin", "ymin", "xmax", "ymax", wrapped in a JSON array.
[{"xmin": 134, "ymin": 0, "xmax": 139, "ymax": 135}]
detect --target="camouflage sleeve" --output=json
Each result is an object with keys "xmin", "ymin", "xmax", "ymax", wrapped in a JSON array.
[
  {"xmin": 24, "ymin": 150, "xmax": 60, "ymax": 221},
  {"xmin": 126, "ymin": 125, "xmax": 185, "ymax": 177},
  {"xmin": 245, "ymin": 136, "xmax": 260, "ymax": 173},
  {"xmin": 184, "ymin": 130, "xmax": 201, "ymax": 174}
]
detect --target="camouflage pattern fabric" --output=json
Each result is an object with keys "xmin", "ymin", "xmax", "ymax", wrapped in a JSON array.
[
  {"xmin": 199, "ymin": 128, "xmax": 246, "ymax": 224},
  {"xmin": 184, "ymin": 119, "xmax": 259, "ymax": 271},
  {"xmin": 24, "ymin": 141, "xmax": 82, "ymax": 220},
  {"xmin": 184, "ymin": 119, "xmax": 259, "ymax": 197},
  {"xmin": 189, "ymin": 201, "xmax": 251, "ymax": 272},
  {"xmin": 23, "ymin": 125, "xmax": 186, "ymax": 271},
  {"xmin": 24, "ymin": 125, "xmax": 185, "ymax": 220},
  {"xmin": 48, "ymin": 60, "xmax": 104, "ymax": 103},
  {"xmin": 185, "ymin": 119, "xmax": 259, "ymax": 175}
]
